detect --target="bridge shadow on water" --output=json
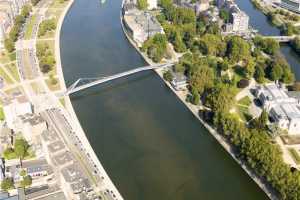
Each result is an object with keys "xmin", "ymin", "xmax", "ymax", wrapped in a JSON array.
[{"xmin": 69, "ymin": 70, "xmax": 159, "ymax": 101}]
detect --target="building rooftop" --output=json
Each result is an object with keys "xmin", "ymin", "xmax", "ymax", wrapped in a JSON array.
[
  {"xmin": 47, "ymin": 141, "xmax": 65, "ymax": 154},
  {"xmin": 61, "ymin": 163, "xmax": 84, "ymax": 183},
  {"xmin": 41, "ymin": 130, "xmax": 59, "ymax": 143},
  {"xmin": 52, "ymin": 151, "xmax": 74, "ymax": 166}
]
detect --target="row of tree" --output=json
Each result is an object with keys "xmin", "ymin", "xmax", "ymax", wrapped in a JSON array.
[
  {"xmin": 38, "ymin": 18, "xmax": 56, "ymax": 37},
  {"xmin": 4, "ymin": 5, "xmax": 32, "ymax": 52},
  {"xmin": 36, "ymin": 42, "xmax": 55, "ymax": 73}
]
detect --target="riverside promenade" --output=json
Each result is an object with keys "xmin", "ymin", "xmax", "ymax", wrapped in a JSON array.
[
  {"xmin": 120, "ymin": 4, "xmax": 277, "ymax": 200},
  {"xmin": 55, "ymin": 0, "xmax": 124, "ymax": 199}
]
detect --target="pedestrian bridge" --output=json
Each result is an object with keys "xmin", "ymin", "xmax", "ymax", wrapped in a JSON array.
[
  {"xmin": 262, "ymin": 35, "xmax": 296, "ymax": 42},
  {"xmin": 64, "ymin": 62, "xmax": 174, "ymax": 95}
]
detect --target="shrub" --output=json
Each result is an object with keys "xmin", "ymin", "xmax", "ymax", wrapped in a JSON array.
[{"xmin": 237, "ymin": 79, "xmax": 249, "ymax": 88}]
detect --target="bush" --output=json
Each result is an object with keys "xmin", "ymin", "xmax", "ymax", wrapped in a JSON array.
[
  {"xmin": 237, "ymin": 79, "xmax": 249, "ymax": 88},
  {"xmin": 163, "ymin": 70, "xmax": 173, "ymax": 82},
  {"xmin": 292, "ymin": 82, "xmax": 300, "ymax": 91},
  {"xmin": 4, "ymin": 39, "xmax": 15, "ymax": 52}
]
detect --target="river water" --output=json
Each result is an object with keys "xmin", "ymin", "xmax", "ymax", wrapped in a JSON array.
[{"xmin": 60, "ymin": 0, "xmax": 273, "ymax": 199}]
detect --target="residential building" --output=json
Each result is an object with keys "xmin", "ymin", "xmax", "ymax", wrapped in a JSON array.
[
  {"xmin": 22, "ymin": 159, "xmax": 53, "ymax": 179},
  {"xmin": 281, "ymin": 0, "xmax": 300, "ymax": 13},
  {"xmin": 123, "ymin": 10, "xmax": 164, "ymax": 47},
  {"xmin": 231, "ymin": 9, "xmax": 249, "ymax": 32},
  {"xmin": 171, "ymin": 73, "xmax": 188, "ymax": 91},
  {"xmin": 256, "ymin": 83, "xmax": 300, "ymax": 135}
]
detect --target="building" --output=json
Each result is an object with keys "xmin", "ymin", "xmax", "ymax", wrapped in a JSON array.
[
  {"xmin": 3, "ymin": 96, "xmax": 33, "ymax": 129},
  {"xmin": 281, "ymin": 0, "xmax": 300, "ymax": 13},
  {"xmin": 256, "ymin": 83, "xmax": 300, "ymax": 135},
  {"xmin": 171, "ymin": 73, "xmax": 188, "ymax": 91},
  {"xmin": 195, "ymin": 0, "xmax": 210, "ymax": 13},
  {"xmin": 20, "ymin": 114, "xmax": 47, "ymax": 143},
  {"xmin": 231, "ymin": 9, "xmax": 249, "ymax": 32},
  {"xmin": 22, "ymin": 159, "xmax": 53, "ymax": 179},
  {"xmin": 123, "ymin": 10, "xmax": 164, "ymax": 47},
  {"xmin": 216, "ymin": 0, "xmax": 226, "ymax": 8},
  {"xmin": 148, "ymin": 0, "xmax": 157, "ymax": 9}
]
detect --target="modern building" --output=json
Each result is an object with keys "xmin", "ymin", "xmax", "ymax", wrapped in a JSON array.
[
  {"xmin": 22, "ymin": 159, "xmax": 53, "ymax": 179},
  {"xmin": 256, "ymin": 83, "xmax": 300, "ymax": 135},
  {"xmin": 281, "ymin": 0, "xmax": 300, "ymax": 13},
  {"xmin": 123, "ymin": 10, "xmax": 164, "ymax": 47}
]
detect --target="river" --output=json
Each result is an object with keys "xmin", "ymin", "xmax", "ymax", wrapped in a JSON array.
[{"xmin": 60, "ymin": 0, "xmax": 271, "ymax": 199}]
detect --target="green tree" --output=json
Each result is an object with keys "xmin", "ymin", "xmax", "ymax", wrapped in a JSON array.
[
  {"xmin": 205, "ymin": 86, "xmax": 235, "ymax": 113},
  {"xmin": 254, "ymin": 65, "xmax": 265, "ymax": 83},
  {"xmin": 227, "ymin": 36, "xmax": 251, "ymax": 63},
  {"xmin": 253, "ymin": 109, "xmax": 268, "ymax": 130},
  {"xmin": 1, "ymin": 178, "xmax": 14, "ymax": 191},
  {"xmin": 270, "ymin": 63, "xmax": 283, "ymax": 81},
  {"xmin": 282, "ymin": 67, "xmax": 295, "ymax": 84},
  {"xmin": 14, "ymin": 138, "xmax": 29, "ymax": 161},
  {"xmin": 137, "ymin": 0, "xmax": 148, "ymax": 10},
  {"xmin": 4, "ymin": 39, "xmax": 15, "ymax": 52},
  {"xmin": 20, "ymin": 175, "xmax": 32, "ymax": 188},
  {"xmin": 219, "ymin": 9, "xmax": 230, "ymax": 23},
  {"xmin": 244, "ymin": 58, "xmax": 256, "ymax": 78},
  {"xmin": 142, "ymin": 33, "xmax": 167, "ymax": 62},
  {"xmin": 163, "ymin": 70, "xmax": 173, "ymax": 82},
  {"xmin": 198, "ymin": 34, "xmax": 226, "ymax": 56},
  {"xmin": 173, "ymin": 31, "xmax": 186, "ymax": 52},
  {"xmin": 190, "ymin": 66, "xmax": 214, "ymax": 95}
]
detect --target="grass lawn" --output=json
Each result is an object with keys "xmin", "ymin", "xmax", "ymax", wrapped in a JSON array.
[
  {"xmin": 30, "ymin": 82, "xmax": 45, "ymax": 94},
  {"xmin": 238, "ymin": 96, "xmax": 252, "ymax": 107},
  {"xmin": 59, "ymin": 98, "xmax": 65, "ymax": 107},
  {"xmin": 5, "ymin": 63, "xmax": 20, "ymax": 82},
  {"xmin": 0, "ymin": 51, "xmax": 16, "ymax": 63},
  {"xmin": 0, "ymin": 67, "xmax": 14, "ymax": 84},
  {"xmin": 49, "ymin": 0, "xmax": 69, "ymax": 9},
  {"xmin": 25, "ymin": 15, "xmax": 37, "ymax": 40},
  {"xmin": 45, "ymin": 9, "xmax": 63, "ymax": 23},
  {"xmin": 38, "ymin": 31, "xmax": 55, "ymax": 39},
  {"xmin": 237, "ymin": 105, "xmax": 252, "ymax": 122},
  {"xmin": 46, "ymin": 77, "xmax": 60, "ymax": 91},
  {"xmin": 288, "ymin": 148, "xmax": 300, "ymax": 165},
  {"xmin": 0, "ymin": 107, "xmax": 4, "ymax": 120},
  {"xmin": 22, "ymin": 50, "xmax": 35, "ymax": 80}
]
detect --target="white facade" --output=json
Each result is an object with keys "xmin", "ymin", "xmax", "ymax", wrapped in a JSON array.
[
  {"xmin": 196, "ymin": 0, "xmax": 210, "ymax": 13},
  {"xmin": 231, "ymin": 10, "xmax": 249, "ymax": 32},
  {"xmin": 281, "ymin": 0, "xmax": 300, "ymax": 13},
  {"xmin": 147, "ymin": 0, "xmax": 157, "ymax": 9},
  {"xmin": 124, "ymin": 10, "xmax": 164, "ymax": 47},
  {"xmin": 3, "ymin": 97, "xmax": 33, "ymax": 129},
  {"xmin": 257, "ymin": 83, "xmax": 300, "ymax": 135}
]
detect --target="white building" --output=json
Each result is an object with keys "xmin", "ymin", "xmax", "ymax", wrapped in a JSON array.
[
  {"xmin": 281, "ymin": 0, "xmax": 300, "ymax": 13},
  {"xmin": 171, "ymin": 73, "xmax": 188, "ymax": 91},
  {"xmin": 195, "ymin": 0, "xmax": 210, "ymax": 14},
  {"xmin": 148, "ymin": 0, "xmax": 157, "ymax": 9},
  {"xmin": 257, "ymin": 83, "xmax": 300, "ymax": 135},
  {"xmin": 3, "ymin": 96, "xmax": 33, "ymax": 129},
  {"xmin": 123, "ymin": 10, "xmax": 164, "ymax": 47}
]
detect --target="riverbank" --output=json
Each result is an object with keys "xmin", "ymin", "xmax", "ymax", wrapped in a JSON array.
[
  {"xmin": 55, "ymin": 0, "xmax": 124, "ymax": 199},
  {"xmin": 120, "ymin": 5, "xmax": 278, "ymax": 200}
]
